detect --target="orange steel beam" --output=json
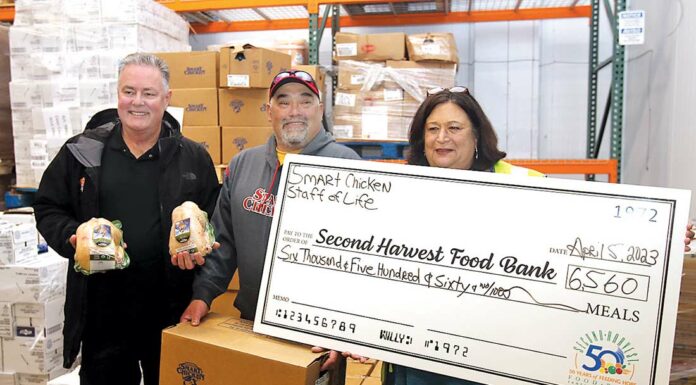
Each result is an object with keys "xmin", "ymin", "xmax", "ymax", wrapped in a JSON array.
[
  {"xmin": 374, "ymin": 159, "xmax": 618, "ymax": 183},
  {"xmin": 0, "ymin": 6, "xmax": 14, "ymax": 22},
  {"xmin": 158, "ymin": 0, "xmax": 415, "ymax": 13},
  {"xmin": 191, "ymin": 6, "xmax": 590, "ymax": 33},
  {"xmin": 507, "ymin": 159, "xmax": 618, "ymax": 183}
]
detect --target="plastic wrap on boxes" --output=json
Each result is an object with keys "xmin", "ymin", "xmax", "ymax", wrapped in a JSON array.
[
  {"xmin": 1, "ymin": 300, "xmax": 65, "ymax": 376},
  {"xmin": 406, "ymin": 33, "xmax": 458, "ymax": 63},
  {"xmin": 333, "ymin": 89, "xmax": 415, "ymax": 140},
  {"xmin": 0, "ymin": 302, "xmax": 12, "ymax": 338},
  {"xmin": 0, "ymin": 255, "xmax": 67, "ymax": 303},
  {"xmin": 337, "ymin": 60, "xmax": 385, "ymax": 91},
  {"xmin": 333, "ymin": 60, "xmax": 456, "ymax": 140},
  {"xmin": 0, "ymin": 222, "xmax": 38, "ymax": 265}
]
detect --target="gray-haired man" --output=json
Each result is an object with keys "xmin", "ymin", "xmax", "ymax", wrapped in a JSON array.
[{"xmin": 33, "ymin": 53, "xmax": 219, "ymax": 385}]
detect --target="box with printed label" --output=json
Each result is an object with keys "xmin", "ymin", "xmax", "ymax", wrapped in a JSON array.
[
  {"xmin": 221, "ymin": 126, "xmax": 273, "ymax": 163},
  {"xmin": 334, "ymin": 32, "xmax": 406, "ymax": 61},
  {"xmin": 170, "ymin": 88, "xmax": 219, "ymax": 126},
  {"xmin": 219, "ymin": 44, "xmax": 291, "ymax": 88},
  {"xmin": 218, "ymin": 88, "xmax": 269, "ymax": 127},
  {"xmin": 2, "ymin": 333, "xmax": 63, "ymax": 375},
  {"xmin": 12, "ymin": 299, "xmax": 65, "ymax": 341},
  {"xmin": 337, "ymin": 61, "xmax": 385, "ymax": 91},
  {"xmin": 0, "ymin": 256, "xmax": 67, "ymax": 303},
  {"xmin": 0, "ymin": 302, "xmax": 12, "ymax": 338},
  {"xmin": 182, "ymin": 126, "xmax": 221, "ymax": 164},
  {"xmin": 333, "ymin": 90, "xmax": 414, "ymax": 140},
  {"xmin": 159, "ymin": 313, "xmax": 327, "ymax": 385},
  {"xmin": 155, "ymin": 51, "xmax": 218, "ymax": 89},
  {"xmin": 406, "ymin": 32, "xmax": 458, "ymax": 63},
  {"xmin": 0, "ymin": 222, "xmax": 38, "ymax": 265}
]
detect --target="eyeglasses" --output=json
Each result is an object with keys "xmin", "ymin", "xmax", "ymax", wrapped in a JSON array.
[
  {"xmin": 269, "ymin": 70, "xmax": 320, "ymax": 99},
  {"xmin": 426, "ymin": 86, "xmax": 470, "ymax": 96}
]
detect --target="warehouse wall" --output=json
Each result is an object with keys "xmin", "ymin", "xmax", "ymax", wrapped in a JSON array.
[
  {"xmin": 189, "ymin": 17, "xmax": 601, "ymax": 160},
  {"xmin": 623, "ymin": 0, "xmax": 696, "ymax": 218}
]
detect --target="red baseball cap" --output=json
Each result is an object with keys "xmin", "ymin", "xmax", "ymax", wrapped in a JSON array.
[{"xmin": 269, "ymin": 70, "xmax": 321, "ymax": 100}]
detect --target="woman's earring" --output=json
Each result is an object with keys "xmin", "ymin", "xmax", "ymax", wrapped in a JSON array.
[{"xmin": 475, "ymin": 146, "xmax": 479, "ymax": 160}]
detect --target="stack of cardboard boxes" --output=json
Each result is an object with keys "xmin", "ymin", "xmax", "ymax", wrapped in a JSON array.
[
  {"xmin": 218, "ymin": 44, "xmax": 290, "ymax": 163},
  {"xmin": 156, "ymin": 51, "xmax": 222, "ymax": 165},
  {"xmin": 0, "ymin": 213, "xmax": 69, "ymax": 385},
  {"xmin": 160, "ymin": 45, "xmax": 301, "ymax": 166},
  {"xmin": 332, "ymin": 32, "xmax": 458, "ymax": 140},
  {"xmin": 8, "ymin": 0, "xmax": 190, "ymax": 188}
]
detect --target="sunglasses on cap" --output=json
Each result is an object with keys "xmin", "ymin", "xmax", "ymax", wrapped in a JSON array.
[
  {"xmin": 269, "ymin": 70, "xmax": 321, "ymax": 100},
  {"xmin": 426, "ymin": 86, "xmax": 470, "ymax": 96}
]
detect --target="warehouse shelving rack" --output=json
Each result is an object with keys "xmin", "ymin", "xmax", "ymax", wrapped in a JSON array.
[{"xmin": 0, "ymin": 0, "xmax": 623, "ymax": 182}]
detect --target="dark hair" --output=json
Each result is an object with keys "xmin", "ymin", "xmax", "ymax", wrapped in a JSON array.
[{"xmin": 407, "ymin": 90, "xmax": 506, "ymax": 171}]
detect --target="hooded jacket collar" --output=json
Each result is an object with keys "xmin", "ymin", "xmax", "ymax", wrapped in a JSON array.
[
  {"xmin": 263, "ymin": 128, "xmax": 337, "ymax": 169},
  {"xmin": 67, "ymin": 109, "xmax": 182, "ymax": 169}
]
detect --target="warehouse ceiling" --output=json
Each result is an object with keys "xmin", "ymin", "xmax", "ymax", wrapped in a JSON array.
[{"xmin": 178, "ymin": 0, "xmax": 590, "ymax": 25}]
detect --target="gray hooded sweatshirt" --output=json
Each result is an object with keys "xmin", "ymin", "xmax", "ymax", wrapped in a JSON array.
[{"xmin": 192, "ymin": 129, "xmax": 360, "ymax": 320}]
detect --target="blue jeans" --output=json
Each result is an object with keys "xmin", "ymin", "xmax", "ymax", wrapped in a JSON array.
[{"xmin": 385, "ymin": 364, "xmax": 483, "ymax": 385}]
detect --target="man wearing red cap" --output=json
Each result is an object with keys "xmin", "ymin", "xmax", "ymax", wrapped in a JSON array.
[{"xmin": 178, "ymin": 70, "xmax": 361, "ymax": 371}]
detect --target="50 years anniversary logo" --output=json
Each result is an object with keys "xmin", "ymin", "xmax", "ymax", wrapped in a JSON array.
[{"xmin": 568, "ymin": 330, "xmax": 638, "ymax": 385}]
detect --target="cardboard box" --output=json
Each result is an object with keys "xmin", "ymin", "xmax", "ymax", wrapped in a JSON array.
[
  {"xmin": 0, "ymin": 222, "xmax": 38, "ymax": 265},
  {"xmin": 209, "ymin": 290, "xmax": 240, "ymax": 318},
  {"xmin": 337, "ymin": 61, "xmax": 385, "ymax": 91},
  {"xmin": 333, "ymin": 89, "xmax": 414, "ymax": 140},
  {"xmin": 159, "ymin": 313, "xmax": 327, "ymax": 385},
  {"xmin": 3, "ymin": 331, "xmax": 63, "ymax": 375},
  {"xmin": 228, "ymin": 271, "xmax": 239, "ymax": 290},
  {"xmin": 12, "ymin": 299, "xmax": 65, "ymax": 341},
  {"xmin": 155, "ymin": 51, "xmax": 218, "ymax": 89},
  {"xmin": 218, "ymin": 88, "xmax": 269, "ymax": 127},
  {"xmin": 334, "ymin": 32, "xmax": 406, "ymax": 61},
  {"xmin": 221, "ymin": 126, "xmax": 273, "ymax": 163},
  {"xmin": 385, "ymin": 60, "xmax": 457, "ymax": 92},
  {"xmin": 219, "ymin": 45, "xmax": 291, "ymax": 88},
  {"xmin": 170, "ymin": 88, "xmax": 219, "ymax": 126},
  {"xmin": 0, "ymin": 302, "xmax": 12, "ymax": 338},
  {"xmin": 293, "ymin": 65, "xmax": 326, "ymax": 94},
  {"xmin": 181, "ymin": 126, "xmax": 221, "ymax": 164},
  {"xmin": 0, "ymin": 256, "xmax": 67, "ymax": 303},
  {"xmin": 406, "ymin": 33, "xmax": 458, "ymax": 63}
]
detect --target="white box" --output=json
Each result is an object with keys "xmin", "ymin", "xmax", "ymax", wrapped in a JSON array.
[
  {"xmin": 10, "ymin": 82, "xmax": 43, "ymax": 110},
  {"xmin": 11, "ymin": 109, "xmax": 34, "ymax": 136},
  {"xmin": 9, "ymin": 27, "xmax": 41, "ymax": 55},
  {"xmin": 0, "ymin": 302, "xmax": 12, "ymax": 339},
  {"xmin": 0, "ymin": 222, "xmax": 38, "ymax": 265},
  {"xmin": 18, "ymin": 368, "xmax": 70, "ymax": 385},
  {"xmin": 0, "ymin": 257, "xmax": 67, "ymax": 303},
  {"xmin": 13, "ymin": 299, "xmax": 65, "ymax": 340},
  {"xmin": 79, "ymin": 80, "xmax": 116, "ymax": 108},
  {"xmin": 10, "ymin": 55, "xmax": 32, "ymax": 81},
  {"xmin": 3, "ymin": 333, "xmax": 63, "ymax": 375},
  {"xmin": 40, "ymin": 82, "xmax": 80, "ymax": 109}
]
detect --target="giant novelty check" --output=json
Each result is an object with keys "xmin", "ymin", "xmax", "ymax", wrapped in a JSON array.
[{"xmin": 253, "ymin": 154, "xmax": 690, "ymax": 385}]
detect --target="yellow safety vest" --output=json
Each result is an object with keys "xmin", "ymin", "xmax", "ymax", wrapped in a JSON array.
[{"xmin": 493, "ymin": 160, "xmax": 545, "ymax": 177}]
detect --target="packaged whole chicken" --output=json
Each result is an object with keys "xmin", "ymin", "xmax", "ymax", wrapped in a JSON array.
[
  {"xmin": 74, "ymin": 218, "xmax": 129, "ymax": 275},
  {"xmin": 169, "ymin": 201, "xmax": 215, "ymax": 258}
]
